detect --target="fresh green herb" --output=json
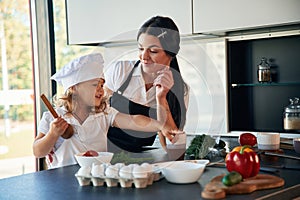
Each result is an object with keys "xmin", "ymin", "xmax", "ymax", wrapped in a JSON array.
[{"xmin": 111, "ymin": 151, "xmax": 154, "ymax": 165}]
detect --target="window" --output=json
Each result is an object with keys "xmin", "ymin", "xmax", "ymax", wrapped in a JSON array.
[{"xmin": 0, "ymin": 0, "xmax": 35, "ymax": 178}]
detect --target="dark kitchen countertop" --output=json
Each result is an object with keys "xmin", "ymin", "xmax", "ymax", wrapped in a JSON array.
[{"xmin": 0, "ymin": 136, "xmax": 300, "ymax": 200}]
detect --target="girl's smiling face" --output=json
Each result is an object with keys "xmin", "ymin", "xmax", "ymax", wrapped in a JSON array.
[
  {"xmin": 138, "ymin": 33, "xmax": 172, "ymax": 74},
  {"xmin": 75, "ymin": 78, "xmax": 105, "ymax": 107}
]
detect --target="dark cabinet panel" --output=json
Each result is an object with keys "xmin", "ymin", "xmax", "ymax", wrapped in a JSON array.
[{"xmin": 228, "ymin": 35, "xmax": 300, "ymax": 133}]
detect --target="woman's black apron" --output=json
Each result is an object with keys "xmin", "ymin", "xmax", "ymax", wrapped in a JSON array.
[{"xmin": 107, "ymin": 61, "xmax": 157, "ymax": 152}]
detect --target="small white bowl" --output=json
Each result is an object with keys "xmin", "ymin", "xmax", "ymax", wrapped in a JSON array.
[
  {"xmin": 75, "ymin": 152, "xmax": 114, "ymax": 167},
  {"xmin": 161, "ymin": 161, "xmax": 207, "ymax": 184},
  {"xmin": 257, "ymin": 132, "xmax": 280, "ymax": 150}
]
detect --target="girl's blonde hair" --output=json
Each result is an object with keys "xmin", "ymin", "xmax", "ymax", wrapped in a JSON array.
[{"xmin": 53, "ymin": 84, "xmax": 108, "ymax": 115}]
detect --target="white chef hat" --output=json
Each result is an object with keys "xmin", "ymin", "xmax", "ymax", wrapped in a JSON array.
[{"xmin": 51, "ymin": 53, "xmax": 104, "ymax": 92}]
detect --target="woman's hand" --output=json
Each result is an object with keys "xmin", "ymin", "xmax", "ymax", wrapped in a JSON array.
[
  {"xmin": 160, "ymin": 129, "xmax": 183, "ymax": 144},
  {"xmin": 154, "ymin": 67, "xmax": 174, "ymax": 99}
]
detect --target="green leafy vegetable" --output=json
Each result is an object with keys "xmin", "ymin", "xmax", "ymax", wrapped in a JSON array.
[{"xmin": 186, "ymin": 134, "xmax": 216, "ymax": 159}]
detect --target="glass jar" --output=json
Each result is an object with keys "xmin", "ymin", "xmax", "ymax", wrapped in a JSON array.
[
  {"xmin": 257, "ymin": 57, "xmax": 271, "ymax": 83},
  {"xmin": 283, "ymin": 97, "xmax": 300, "ymax": 130}
]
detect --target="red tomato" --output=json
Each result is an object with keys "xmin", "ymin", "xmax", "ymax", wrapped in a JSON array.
[
  {"xmin": 238, "ymin": 133, "xmax": 257, "ymax": 146},
  {"xmin": 83, "ymin": 150, "xmax": 99, "ymax": 157}
]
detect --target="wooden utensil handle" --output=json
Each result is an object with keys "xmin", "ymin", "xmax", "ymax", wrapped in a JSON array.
[
  {"xmin": 40, "ymin": 94, "xmax": 59, "ymax": 118},
  {"xmin": 40, "ymin": 94, "xmax": 74, "ymax": 139}
]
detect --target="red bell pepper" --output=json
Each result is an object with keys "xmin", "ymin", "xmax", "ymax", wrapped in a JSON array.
[{"xmin": 225, "ymin": 145, "xmax": 260, "ymax": 179}]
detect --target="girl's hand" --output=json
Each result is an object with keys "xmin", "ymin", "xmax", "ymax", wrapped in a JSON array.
[
  {"xmin": 49, "ymin": 117, "xmax": 69, "ymax": 138},
  {"xmin": 154, "ymin": 67, "xmax": 174, "ymax": 99}
]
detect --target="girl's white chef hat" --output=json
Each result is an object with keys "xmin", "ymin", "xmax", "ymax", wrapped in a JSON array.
[{"xmin": 51, "ymin": 53, "xmax": 104, "ymax": 92}]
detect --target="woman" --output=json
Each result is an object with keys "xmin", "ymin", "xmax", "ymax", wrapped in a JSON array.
[
  {"xmin": 105, "ymin": 16, "xmax": 189, "ymax": 152},
  {"xmin": 33, "ymin": 53, "xmax": 176, "ymax": 168}
]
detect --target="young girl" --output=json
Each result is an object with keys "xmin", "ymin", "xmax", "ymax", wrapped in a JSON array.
[{"xmin": 33, "ymin": 53, "xmax": 177, "ymax": 168}]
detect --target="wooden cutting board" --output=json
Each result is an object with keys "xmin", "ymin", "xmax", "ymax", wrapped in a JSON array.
[{"xmin": 201, "ymin": 174, "xmax": 285, "ymax": 199}]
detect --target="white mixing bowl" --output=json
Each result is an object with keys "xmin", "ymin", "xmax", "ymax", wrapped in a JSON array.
[
  {"xmin": 162, "ymin": 161, "xmax": 207, "ymax": 184},
  {"xmin": 75, "ymin": 152, "xmax": 114, "ymax": 167}
]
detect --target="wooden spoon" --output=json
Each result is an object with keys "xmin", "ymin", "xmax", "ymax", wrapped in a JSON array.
[{"xmin": 40, "ymin": 94, "xmax": 74, "ymax": 139}]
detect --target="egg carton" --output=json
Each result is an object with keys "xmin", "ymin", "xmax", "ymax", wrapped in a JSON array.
[
  {"xmin": 75, "ymin": 172, "xmax": 162, "ymax": 188},
  {"xmin": 75, "ymin": 164, "xmax": 162, "ymax": 188}
]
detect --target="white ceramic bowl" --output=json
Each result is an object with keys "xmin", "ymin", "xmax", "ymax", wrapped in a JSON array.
[
  {"xmin": 257, "ymin": 132, "xmax": 280, "ymax": 150},
  {"xmin": 161, "ymin": 161, "xmax": 207, "ymax": 184},
  {"xmin": 75, "ymin": 152, "xmax": 114, "ymax": 167}
]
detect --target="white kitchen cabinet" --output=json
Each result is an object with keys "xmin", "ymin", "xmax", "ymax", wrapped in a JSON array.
[
  {"xmin": 193, "ymin": 0, "xmax": 300, "ymax": 34},
  {"xmin": 66, "ymin": 0, "xmax": 192, "ymax": 45}
]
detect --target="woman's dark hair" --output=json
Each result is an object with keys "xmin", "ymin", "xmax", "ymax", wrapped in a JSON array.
[{"xmin": 137, "ymin": 16, "xmax": 187, "ymax": 129}]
